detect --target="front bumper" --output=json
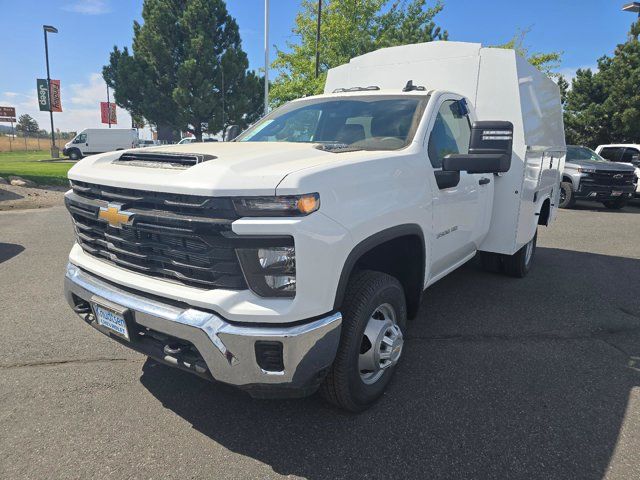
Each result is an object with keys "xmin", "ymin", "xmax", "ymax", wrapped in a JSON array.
[
  {"xmin": 64, "ymin": 263, "xmax": 342, "ymax": 398},
  {"xmin": 574, "ymin": 183, "xmax": 635, "ymax": 201}
]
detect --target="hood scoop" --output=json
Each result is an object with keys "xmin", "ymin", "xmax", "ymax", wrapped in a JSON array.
[
  {"xmin": 113, "ymin": 151, "xmax": 217, "ymax": 169},
  {"xmin": 314, "ymin": 143, "xmax": 364, "ymax": 153}
]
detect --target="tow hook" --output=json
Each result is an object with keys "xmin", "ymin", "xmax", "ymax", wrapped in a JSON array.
[{"xmin": 163, "ymin": 343, "xmax": 186, "ymax": 356}]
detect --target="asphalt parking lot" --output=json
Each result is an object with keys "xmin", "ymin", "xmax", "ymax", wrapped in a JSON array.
[{"xmin": 1, "ymin": 201, "xmax": 640, "ymax": 480}]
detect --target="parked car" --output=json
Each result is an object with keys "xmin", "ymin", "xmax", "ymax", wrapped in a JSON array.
[
  {"xmin": 560, "ymin": 146, "xmax": 637, "ymax": 209},
  {"xmin": 138, "ymin": 139, "xmax": 160, "ymax": 148},
  {"xmin": 177, "ymin": 137, "xmax": 219, "ymax": 144},
  {"xmin": 595, "ymin": 144, "xmax": 640, "ymax": 198},
  {"xmin": 63, "ymin": 128, "xmax": 139, "ymax": 160},
  {"xmin": 63, "ymin": 42, "xmax": 564, "ymax": 411}
]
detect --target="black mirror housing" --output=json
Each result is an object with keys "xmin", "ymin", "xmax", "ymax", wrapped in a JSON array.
[{"xmin": 442, "ymin": 121, "xmax": 513, "ymax": 174}]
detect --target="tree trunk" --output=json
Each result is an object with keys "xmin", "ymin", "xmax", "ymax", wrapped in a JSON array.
[{"xmin": 194, "ymin": 125, "xmax": 202, "ymax": 142}]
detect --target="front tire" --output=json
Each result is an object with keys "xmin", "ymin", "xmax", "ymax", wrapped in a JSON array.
[
  {"xmin": 503, "ymin": 230, "xmax": 537, "ymax": 278},
  {"xmin": 559, "ymin": 181, "xmax": 575, "ymax": 209},
  {"xmin": 68, "ymin": 149, "xmax": 82, "ymax": 160},
  {"xmin": 602, "ymin": 198, "xmax": 627, "ymax": 210},
  {"xmin": 320, "ymin": 270, "xmax": 407, "ymax": 412}
]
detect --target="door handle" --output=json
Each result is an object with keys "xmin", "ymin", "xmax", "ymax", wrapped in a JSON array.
[{"xmin": 479, "ymin": 177, "xmax": 491, "ymax": 185}]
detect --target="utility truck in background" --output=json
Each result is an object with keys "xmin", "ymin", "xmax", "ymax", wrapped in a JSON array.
[
  {"xmin": 63, "ymin": 42, "xmax": 565, "ymax": 412},
  {"xmin": 63, "ymin": 128, "xmax": 139, "ymax": 160}
]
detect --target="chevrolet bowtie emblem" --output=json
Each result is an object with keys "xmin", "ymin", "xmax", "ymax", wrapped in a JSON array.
[{"xmin": 98, "ymin": 204, "xmax": 133, "ymax": 228}]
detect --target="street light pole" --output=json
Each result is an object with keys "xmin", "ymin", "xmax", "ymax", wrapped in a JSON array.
[
  {"xmin": 264, "ymin": 0, "xmax": 269, "ymax": 115},
  {"xmin": 315, "ymin": 0, "xmax": 322, "ymax": 78},
  {"xmin": 43, "ymin": 25, "xmax": 58, "ymax": 156},
  {"xmin": 106, "ymin": 84, "xmax": 111, "ymax": 128},
  {"xmin": 622, "ymin": 2, "xmax": 640, "ymax": 18}
]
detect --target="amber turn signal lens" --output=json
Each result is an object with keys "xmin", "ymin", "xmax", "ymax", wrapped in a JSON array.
[{"xmin": 297, "ymin": 195, "xmax": 319, "ymax": 214}]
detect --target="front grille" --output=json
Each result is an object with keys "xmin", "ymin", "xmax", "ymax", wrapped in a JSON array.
[
  {"xmin": 65, "ymin": 181, "xmax": 246, "ymax": 290},
  {"xmin": 581, "ymin": 171, "xmax": 635, "ymax": 187}
]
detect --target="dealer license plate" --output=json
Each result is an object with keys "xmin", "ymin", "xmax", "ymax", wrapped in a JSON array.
[
  {"xmin": 94, "ymin": 304, "xmax": 129, "ymax": 340},
  {"xmin": 612, "ymin": 191, "xmax": 623, "ymax": 196}
]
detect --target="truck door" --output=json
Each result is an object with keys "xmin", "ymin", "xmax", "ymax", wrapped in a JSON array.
[{"xmin": 426, "ymin": 96, "xmax": 493, "ymax": 279}]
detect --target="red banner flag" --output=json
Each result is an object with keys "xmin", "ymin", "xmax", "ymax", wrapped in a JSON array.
[
  {"xmin": 100, "ymin": 102, "xmax": 117, "ymax": 125},
  {"xmin": 49, "ymin": 80, "xmax": 62, "ymax": 112}
]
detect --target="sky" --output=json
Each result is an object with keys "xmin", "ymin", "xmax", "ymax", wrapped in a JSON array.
[{"xmin": 0, "ymin": 0, "xmax": 637, "ymax": 139}]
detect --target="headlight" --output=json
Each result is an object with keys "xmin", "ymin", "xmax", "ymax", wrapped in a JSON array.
[
  {"xmin": 233, "ymin": 193, "xmax": 320, "ymax": 217},
  {"xmin": 236, "ymin": 244, "xmax": 296, "ymax": 297},
  {"xmin": 578, "ymin": 167, "xmax": 596, "ymax": 173}
]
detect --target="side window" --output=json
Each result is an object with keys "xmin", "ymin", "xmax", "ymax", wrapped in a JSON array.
[
  {"xmin": 599, "ymin": 147, "xmax": 622, "ymax": 162},
  {"xmin": 75, "ymin": 133, "xmax": 87, "ymax": 144},
  {"xmin": 621, "ymin": 148, "xmax": 640, "ymax": 164},
  {"xmin": 427, "ymin": 100, "xmax": 471, "ymax": 169}
]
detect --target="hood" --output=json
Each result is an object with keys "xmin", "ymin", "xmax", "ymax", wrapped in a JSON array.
[
  {"xmin": 67, "ymin": 142, "xmax": 347, "ymax": 196},
  {"xmin": 564, "ymin": 159, "xmax": 636, "ymax": 172}
]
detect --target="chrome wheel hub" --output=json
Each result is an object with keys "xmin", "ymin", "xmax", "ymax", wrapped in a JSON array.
[{"xmin": 359, "ymin": 303, "xmax": 403, "ymax": 385}]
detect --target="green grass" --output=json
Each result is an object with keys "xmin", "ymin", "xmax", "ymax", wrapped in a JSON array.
[{"xmin": 0, "ymin": 150, "xmax": 72, "ymax": 186}]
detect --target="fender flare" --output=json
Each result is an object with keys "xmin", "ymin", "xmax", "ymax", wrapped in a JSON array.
[{"xmin": 333, "ymin": 224, "xmax": 426, "ymax": 312}]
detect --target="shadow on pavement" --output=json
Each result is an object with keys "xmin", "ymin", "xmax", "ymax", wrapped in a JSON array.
[
  {"xmin": 140, "ymin": 247, "xmax": 640, "ymax": 479},
  {"xmin": 0, "ymin": 188, "xmax": 24, "ymax": 202},
  {"xmin": 0, "ymin": 243, "xmax": 25, "ymax": 264},
  {"xmin": 572, "ymin": 201, "xmax": 640, "ymax": 214}
]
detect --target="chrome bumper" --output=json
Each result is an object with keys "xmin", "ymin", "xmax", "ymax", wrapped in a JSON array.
[{"xmin": 64, "ymin": 263, "xmax": 342, "ymax": 398}]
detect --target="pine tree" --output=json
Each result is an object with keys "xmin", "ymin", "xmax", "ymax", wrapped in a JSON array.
[{"xmin": 103, "ymin": 0, "xmax": 263, "ymax": 141}]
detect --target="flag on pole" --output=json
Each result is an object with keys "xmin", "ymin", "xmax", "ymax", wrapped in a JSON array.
[
  {"xmin": 37, "ymin": 79, "xmax": 50, "ymax": 112},
  {"xmin": 100, "ymin": 102, "xmax": 117, "ymax": 124},
  {"xmin": 50, "ymin": 80, "xmax": 62, "ymax": 112}
]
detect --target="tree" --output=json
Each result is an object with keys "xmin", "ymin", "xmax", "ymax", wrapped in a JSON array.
[
  {"xmin": 16, "ymin": 114, "xmax": 39, "ymax": 136},
  {"xmin": 564, "ymin": 20, "xmax": 640, "ymax": 147},
  {"xmin": 495, "ymin": 28, "xmax": 562, "ymax": 76},
  {"xmin": 270, "ymin": 0, "xmax": 448, "ymax": 105},
  {"xmin": 103, "ymin": 0, "xmax": 263, "ymax": 140},
  {"xmin": 556, "ymin": 75, "xmax": 569, "ymax": 107},
  {"xmin": 563, "ymin": 68, "xmax": 609, "ymax": 147}
]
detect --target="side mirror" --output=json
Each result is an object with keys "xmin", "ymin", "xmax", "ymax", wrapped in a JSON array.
[
  {"xmin": 443, "ymin": 121, "xmax": 513, "ymax": 174},
  {"xmin": 224, "ymin": 125, "xmax": 240, "ymax": 142}
]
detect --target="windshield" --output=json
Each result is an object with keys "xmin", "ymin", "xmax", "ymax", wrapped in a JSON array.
[
  {"xmin": 238, "ymin": 95, "xmax": 429, "ymax": 151},
  {"xmin": 566, "ymin": 146, "xmax": 608, "ymax": 162}
]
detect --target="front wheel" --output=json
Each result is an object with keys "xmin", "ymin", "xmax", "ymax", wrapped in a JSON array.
[
  {"xmin": 320, "ymin": 270, "xmax": 407, "ymax": 412},
  {"xmin": 502, "ymin": 231, "xmax": 537, "ymax": 278},
  {"xmin": 602, "ymin": 198, "xmax": 627, "ymax": 210},
  {"xmin": 68, "ymin": 149, "xmax": 82, "ymax": 160},
  {"xmin": 558, "ymin": 181, "xmax": 575, "ymax": 209}
]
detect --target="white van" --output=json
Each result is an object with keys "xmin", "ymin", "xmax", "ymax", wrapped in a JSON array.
[{"xmin": 63, "ymin": 128, "xmax": 139, "ymax": 160}]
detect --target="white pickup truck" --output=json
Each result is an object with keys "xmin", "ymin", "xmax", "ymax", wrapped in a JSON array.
[{"xmin": 64, "ymin": 42, "xmax": 565, "ymax": 411}]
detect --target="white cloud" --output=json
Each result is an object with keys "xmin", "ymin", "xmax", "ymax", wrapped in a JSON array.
[
  {"xmin": 557, "ymin": 65, "xmax": 599, "ymax": 84},
  {"xmin": 62, "ymin": 0, "xmax": 111, "ymax": 15},
  {"xmin": 0, "ymin": 74, "xmax": 151, "ymax": 139}
]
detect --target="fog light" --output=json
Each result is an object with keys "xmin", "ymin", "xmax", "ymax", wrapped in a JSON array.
[
  {"xmin": 258, "ymin": 247, "xmax": 295, "ymax": 271},
  {"xmin": 236, "ymin": 241, "xmax": 296, "ymax": 298},
  {"xmin": 265, "ymin": 275, "xmax": 296, "ymax": 292}
]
